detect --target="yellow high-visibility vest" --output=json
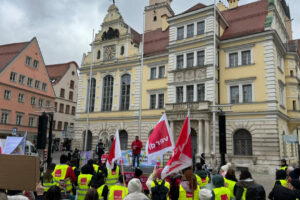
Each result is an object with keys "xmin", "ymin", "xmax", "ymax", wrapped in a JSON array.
[
  {"xmin": 43, "ymin": 178, "xmax": 56, "ymax": 192},
  {"xmin": 224, "ymin": 178, "xmax": 237, "ymax": 198},
  {"xmin": 108, "ymin": 185, "xmax": 128, "ymax": 200},
  {"xmin": 77, "ymin": 174, "xmax": 93, "ymax": 200},
  {"xmin": 195, "ymin": 174, "xmax": 209, "ymax": 188},
  {"xmin": 52, "ymin": 164, "xmax": 72, "ymax": 192},
  {"xmin": 213, "ymin": 187, "xmax": 231, "ymax": 200},
  {"xmin": 105, "ymin": 166, "xmax": 119, "ymax": 189},
  {"xmin": 178, "ymin": 184, "xmax": 200, "ymax": 200},
  {"xmin": 97, "ymin": 184, "xmax": 106, "ymax": 200}
]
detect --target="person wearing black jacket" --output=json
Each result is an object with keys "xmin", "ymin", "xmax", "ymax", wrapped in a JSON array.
[{"xmin": 290, "ymin": 179, "xmax": 300, "ymax": 199}]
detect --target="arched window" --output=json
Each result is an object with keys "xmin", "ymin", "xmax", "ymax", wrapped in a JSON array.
[
  {"xmin": 83, "ymin": 130, "xmax": 93, "ymax": 151},
  {"xmin": 99, "ymin": 132, "xmax": 109, "ymax": 149},
  {"xmin": 97, "ymin": 50, "xmax": 101, "ymax": 59},
  {"xmin": 120, "ymin": 74, "xmax": 130, "ymax": 111},
  {"xmin": 119, "ymin": 130, "xmax": 128, "ymax": 150},
  {"xmin": 234, "ymin": 129, "xmax": 252, "ymax": 156},
  {"xmin": 153, "ymin": 16, "xmax": 157, "ymax": 21},
  {"xmin": 86, "ymin": 78, "xmax": 96, "ymax": 112},
  {"xmin": 120, "ymin": 46, "xmax": 124, "ymax": 55},
  {"xmin": 102, "ymin": 75, "xmax": 114, "ymax": 111}
]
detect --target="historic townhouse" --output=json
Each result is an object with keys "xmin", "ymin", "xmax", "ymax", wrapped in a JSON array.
[
  {"xmin": 0, "ymin": 38, "xmax": 55, "ymax": 143},
  {"xmin": 46, "ymin": 62, "xmax": 79, "ymax": 148},
  {"xmin": 75, "ymin": 0, "xmax": 300, "ymax": 173}
]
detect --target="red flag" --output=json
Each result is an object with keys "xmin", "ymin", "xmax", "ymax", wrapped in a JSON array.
[
  {"xmin": 106, "ymin": 130, "xmax": 122, "ymax": 170},
  {"xmin": 162, "ymin": 112, "xmax": 192, "ymax": 179},
  {"xmin": 146, "ymin": 113, "xmax": 174, "ymax": 158}
]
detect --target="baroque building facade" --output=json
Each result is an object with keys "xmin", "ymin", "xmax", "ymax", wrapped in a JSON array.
[{"xmin": 74, "ymin": 0, "xmax": 300, "ymax": 173}]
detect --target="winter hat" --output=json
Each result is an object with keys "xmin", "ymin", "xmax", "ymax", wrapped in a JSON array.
[
  {"xmin": 291, "ymin": 179, "xmax": 300, "ymax": 190},
  {"xmin": 220, "ymin": 163, "xmax": 232, "ymax": 173},
  {"xmin": 199, "ymin": 189, "xmax": 212, "ymax": 200},
  {"xmin": 128, "ymin": 178, "xmax": 142, "ymax": 194},
  {"xmin": 212, "ymin": 174, "xmax": 225, "ymax": 188},
  {"xmin": 156, "ymin": 168, "xmax": 163, "ymax": 179},
  {"xmin": 196, "ymin": 170, "xmax": 207, "ymax": 179}
]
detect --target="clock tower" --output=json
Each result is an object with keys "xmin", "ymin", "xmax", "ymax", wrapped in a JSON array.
[{"xmin": 145, "ymin": 0, "xmax": 174, "ymax": 32}]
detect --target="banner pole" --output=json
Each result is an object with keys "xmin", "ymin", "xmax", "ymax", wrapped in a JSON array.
[{"xmin": 121, "ymin": 162, "xmax": 126, "ymax": 187}]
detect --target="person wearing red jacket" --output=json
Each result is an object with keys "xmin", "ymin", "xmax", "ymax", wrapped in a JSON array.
[{"xmin": 131, "ymin": 136, "xmax": 143, "ymax": 168}]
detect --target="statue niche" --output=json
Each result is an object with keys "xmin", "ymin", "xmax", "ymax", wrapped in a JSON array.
[{"xmin": 102, "ymin": 27, "xmax": 120, "ymax": 41}]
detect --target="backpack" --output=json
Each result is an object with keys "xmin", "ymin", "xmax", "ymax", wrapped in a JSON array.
[
  {"xmin": 151, "ymin": 180, "xmax": 169, "ymax": 200},
  {"xmin": 246, "ymin": 183, "xmax": 266, "ymax": 200}
]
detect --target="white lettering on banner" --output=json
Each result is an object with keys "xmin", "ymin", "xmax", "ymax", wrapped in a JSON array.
[{"xmin": 149, "ymin": 136, "xmax": 169, "ymax": 150}]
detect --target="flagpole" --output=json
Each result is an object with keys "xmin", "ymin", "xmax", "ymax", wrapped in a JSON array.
[
  {"xmin": 121, "ymin": 162, "xmax": 126, "ymax": 188},
  {"xmin": 84, "ymin": 29, "xmax": 95, "ymax": 152},
  {"xmin": 212, "ymin": 0, "xmax": 217, "ymax": 157}
]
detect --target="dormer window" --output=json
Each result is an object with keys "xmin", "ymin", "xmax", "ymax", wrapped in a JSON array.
[
  {"xmin": 120, "ymin": 46, "xmax": 124, "ymax": 55},
  {"xmin": 97, "ymin": 50, "xmax": 101, "ymax": 59}
]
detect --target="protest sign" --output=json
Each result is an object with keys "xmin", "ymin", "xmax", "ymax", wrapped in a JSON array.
[
  {"xmin": 80, "ymin": 151, "xmax": 93, "ymax": 166},
  {"xmin": 0, "ymin": 154, "xmax": 40, "ymax": 190},
  {"xmin": 3, "ymin": 136, "xmax": 26, "ymax": 155},
  {"xmin": 117, "ymin": 150, "xmax": 162, "ymax": 167}
]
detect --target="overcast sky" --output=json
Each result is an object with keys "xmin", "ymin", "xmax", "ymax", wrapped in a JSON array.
[{"xmin": 1, "ymin": 0, "xmax": 299, "ymax": 65}]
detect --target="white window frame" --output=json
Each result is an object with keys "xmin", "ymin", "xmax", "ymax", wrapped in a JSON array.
[
  {"xmin": 4, "ymin": 90, "xmax": 11, "ymax": 100},
  {"xmin": 175, "ymin": 18, "xmax": 206, "ymax": 41},
  {"xmin": 227, "ymin": 81, "xmax": 255, "ymax": 104},
  {"xmin": 277, "ymin": 52, "xmax": 283, "ymax": 71},
  {"xmin": 16, "ymin": 113, "xmax": 23, "ymax": 125},
  {"xmin": 175, "ymin": 48, "xmax": 206, "ymax": 70},
  {"xmin": 149, "ymin": 67, "xmax": 157, "ymax": 80},
  {"xmin": 226, "ymin": 48, "xmax": 254, "ymax": 67},
  {"xmin": 31, "ymin": 96, "xmax": 36, "ymax": 105},
  {"xmin": 18, "ymin": 93, "xmax": 25, "ymax": 103},
  {"xmin": 149, "ymin": 92, "xmax": 165, "ymax": 109},
  {"xmin": 1, "ymin": 110, "xmax": 10, "ymax": 124}
]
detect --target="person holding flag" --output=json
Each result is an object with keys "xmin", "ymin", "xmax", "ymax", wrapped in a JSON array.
[{"xmin": 105, "ymin": 130, "xmax": 122, "ymax": 189}]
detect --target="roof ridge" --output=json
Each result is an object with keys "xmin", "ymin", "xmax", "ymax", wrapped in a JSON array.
[
  {"xmin": 0, "ymin": 41, "xmax": 29, "ymax": 47},
  {"xmin": 222, "ymin": 0, "xmax": 267, "ymax": 12}
]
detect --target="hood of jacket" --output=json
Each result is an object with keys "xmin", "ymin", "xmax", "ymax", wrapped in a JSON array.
[
  {"xmin": 123, "ymin": 193, "xmax": 149, "ymax": 200},
  {"xmin": 181, "ymin": 181, "xmax": 193, "ymax": 193},
  {"xmin": 236, "ymin": 178, "xmax": 255, "ymax": 188}
]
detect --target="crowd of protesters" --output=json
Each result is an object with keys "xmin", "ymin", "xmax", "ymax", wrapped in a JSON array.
[{"xmin": 2, "ymin": 146, "xmax": 300, "ymax": 200}]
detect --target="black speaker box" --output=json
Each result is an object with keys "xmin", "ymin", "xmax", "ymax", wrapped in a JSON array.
[
  {"xmin": 219, "ymin": 114, "xmax": 226, "ymax": 154},
  {"xmin": 37, "ymin": 115, "xmax": 48, "ymax": 149}
]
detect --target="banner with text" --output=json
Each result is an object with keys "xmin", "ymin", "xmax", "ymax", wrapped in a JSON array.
[{"xmin": 117, "ymin": 150, "xmax": 163, "ymax": 167}]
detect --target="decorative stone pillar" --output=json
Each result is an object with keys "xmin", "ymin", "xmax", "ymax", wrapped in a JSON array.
[
  {"xmin": 205, "ymin": 120, "xmax": 210, "ymax": 154},
  {"xmin": 197, "ymin": 120, "xmax": 203, "ymax": 156}
]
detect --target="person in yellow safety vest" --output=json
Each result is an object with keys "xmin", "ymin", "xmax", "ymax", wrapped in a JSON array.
[
  {"xmin": 146, "ymin": 167, "xmax": 170, "ymax": 200},
  {"xmin": 77, "ymin": 165, "xmax": 94, "ymax": 200},
  {"xmin": 92, "ymin": 172, "xmax": 109, "ymax": 200},
  {"xmin": 108, "ymin": 175, "xmax": 128, "ymax": 200},
  {"xmin": 224, "ymin": 169, "xmax": 238, "ymax": 199},
  {"xmin": 105, "ymin": 163, "xmax": 120, "ymax": 189},
  {"xmin": 211, "ymin": 174, "xmax": 231, "ymax": 200},
  {"xmin": 280, "ymin": 159, "xmax": 288, "ymax": 171},
  {"xmin": 274, "ymin": 170, "xmax": 288, "ymax": 188},
  {"xmin": 235, "ymin": 170, "xmax": 256, "ymax": 200},
  {"xmin": 52, "ymin": 154, "xmax": 77, "ymax": 193},
  {"xmin": 178, "ymin": 170, "xmax": 200, "ymax": 200},
  {"xmin": 194, "ymin": 163, "xmax": 210, "ymax": 189},
  {"xmin": 42, "ymin": 163, "xmax": 56, "ymax": 193}
]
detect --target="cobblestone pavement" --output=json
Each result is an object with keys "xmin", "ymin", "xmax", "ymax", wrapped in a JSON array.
[{"xmin": 51, "ymin": 151, "xmax": 275, "ymax": 195}]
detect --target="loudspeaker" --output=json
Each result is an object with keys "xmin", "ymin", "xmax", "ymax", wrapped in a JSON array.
[
  {"xmin": 219, "ymin": 114, "xmax": 226, "ymax": 154},
  {"xmin": 37, "ymin": 114, "xmax": 48, "ymax": 149}
]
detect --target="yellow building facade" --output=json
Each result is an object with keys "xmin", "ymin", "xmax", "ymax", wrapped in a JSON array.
[{"xmin": 74, "ymin": 0, "xmax": 300, "ymax": 173}]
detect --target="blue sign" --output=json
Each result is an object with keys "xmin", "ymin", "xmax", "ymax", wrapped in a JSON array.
[
  {"xmin": 283, "ymin": 134, "xmax": 298, "ymax": 144},
  {"xmin": 12, "ymin": 128, "xmax": 17, "ymax": 136}
]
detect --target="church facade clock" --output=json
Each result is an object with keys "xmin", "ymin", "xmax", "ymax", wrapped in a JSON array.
[{"xmin": 103, "ymin": 45, "xmax": 116, "ymax": 61}]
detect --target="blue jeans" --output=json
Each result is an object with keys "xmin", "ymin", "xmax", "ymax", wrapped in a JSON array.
[{"xmin": 132, "ymin": 154, "xmax": 140, "ymax": 167}]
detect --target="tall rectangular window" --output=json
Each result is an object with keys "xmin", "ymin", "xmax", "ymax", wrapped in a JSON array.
[
  {"xmin": 31, "ymin": 97, "xmax": 36, "ymax": 105},
  {"xmin": 16, "ymin": 114, "xmax": 23, "ymax": 125},
  {"xmin": 197, "ymin": 84, "xmax": 205, "ymax": 102},
  {"xmin": 70, "ymin": 80, "xmax": 74, "ymax": 89},
  {"xmin": 28, "ymin": 116, "xmax": 34, "ymax": 127},
  {"xmin": 120, "ymin": 74, "xmax": 130, "ymax": 111},
  {"xmin": 293, "ymin": 100, "xmax": 297, "ymax": 111},
  {"xmin": 35, "ymin": 80, "xmax": 40, "ymax": 89},
  {"xmin": 27, "ymin": 78, "xmax": 33, "ymax": 87},
  {"xmin": 197, "ymin": 21, "xmax": 205, "ymax": 35},
  {"xmin": 39, "ymin": 99, "xmax": 44, "ymax": 107},
  {"xmin": 87, "ymin": 78, "xmax": 96, "ymax": 112},
  {"xmin": 4, "ymin": 90, "xmax": 11, "ymax": 100},
  {"xmin": 46, "ymin": 100, "xmax": 50, "ymax": 107},
  {"xmin": 71, "ymin": 106, "xmax": 76, "ymax": 115},
  {"xmin": 177, "ymin": 26, "xmax": 184, "ymax": 40},
  {"xmin": 150, "ymin": 94, "xmax": 156, "ymax": 109},
  {"xmin": 176, "ymin": 86, "xmax": 183, "ymax": 103},
  {"xmin": 59, "ymin": 104, "xmax": 64, "ymax": 113},
  {"xmin": 158, "ymin": 94, "xmax": 164, "ymax": 109},
  {"xmin": 158, "ymin": 66, "xmax": 165, "ymax": 78},
  {"xmin": 25, "ymin": 56, "xmax": 32, "ymax": 66},
  {"xmin": 150, "ymin": 67, "xmax": 156, "ymax": 80},
  {"xmin": 1, "ymin": 111, "xmax": 9, "ymax": 124},
  {"xmin": 186, "ymin": 85, "xmax": 194, "ymax": 102},
  {"xmin": 33, "ymin": 60, "xmax": 39, "ymax": 69},
  {"xmin": 187, "ymin": 24, "xmax": 194, "ymax": 38},
  {"xmin": 57, "ymin": 121, "xmax": 62, "ymax": 130},
  {"xmin": 186, "ymin": 53, "xmax": 194, "ymax": 68},
  {"xmin": 102, "ymin": 76, "xmax": 113, "ymax": 111},
  {"xmin": 229, "ymin": 52, "xmax": 238, "ymax": 67},
  {"xmin": 177, "ymin": 55, "xmax": 184, "ymax": 69},
  {"xmin": 278, "ymin": 53, "xmax": 283, "ymax": 70},
  {"xmin": 242, "ymin": 84, "xmax": 252, "ymax": 103},
  {"xmin": 69, "ymin": 91, "xmax": 73, "ymax": 101},
  {"xmin": 18, "ymin": 93, "xmax": 25, "ymax": 103},
  {"xmin": 55, "ymin": 102, "xmax": 57, "ymax": 112},
  {"xmin": 64, "ymin": 122, "xmax": 68, "ymax": 131},
  {"xmin": 230, "ymin": 86, "xmax": 239, "ymax": 104},
  {"xmin": 197, "ymin": 51, "xmax": 205, "ymax": 67},
  {"xmin": 10, "ymin": 72, "xmax": 17, "ymax": 82},
  {"xmin": 242, "ymin": 50, "xmax": 251, "ymax": 65},
  {"xmin": 60, "ymin": 88, "xmax": 65, "ymax": 98},
  {"xmin": 19, "ymin": 75, "xmax": 25, "ymax": 85},
  {"xmin": 42, "ymin": 83, "xmax": 47, "ymax": 91},
  {"xmin": 66, "ymin": 105, "xmax": 70, "ymax": 114},
  {"xmin": 280, "ymin": 83, "xmax": 285, "ymax": 106}
]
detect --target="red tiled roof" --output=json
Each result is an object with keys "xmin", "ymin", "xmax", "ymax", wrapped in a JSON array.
[
  {"xmin": 182, "ymin": 3, "xmax": 207, "ymax": 14},
  {"xmin": 221, "ymin": 0, "xmax": 268, "ymax": 40},
  {"xmin": 144, "ymin": 28, "xmax": 169, "ymax": 57},
  {"xmin": 130, "ymin": 28, "xmax": 141, "ymax": 45},
  {"xmin": 46, "ymin": 61, "xmax": 78, "ymax": 85},
  {"xmin": 0, "ymin": 41, "xmax": 29, "ymax": 72}
]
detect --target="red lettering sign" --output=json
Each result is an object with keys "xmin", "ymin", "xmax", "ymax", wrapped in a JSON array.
[
  {"xmin": 112, "ymin": 170, "xmax": 116, "ymax": 175},
  {"xmin": 186, "ymin": 192, "xmax": 193, "ymax": 198},
  {"xmin": 201, "ymin": 178, "xmax": 206, "ymax": 183},
  {"xmin": 80, "ymin": 178, "xmax": 87, "ymax": 185},
  {"xmin": 55, "ymin": 169, "xmax": 62, "ymax": 178},
  {"xmin": 113, "ymin": 190, "xmax": 123, "ymax": 200},
  {"xmin": 221, "ymin": 194, "xmax": 228, "ymax": 200}
]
